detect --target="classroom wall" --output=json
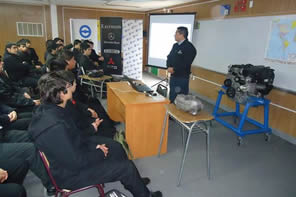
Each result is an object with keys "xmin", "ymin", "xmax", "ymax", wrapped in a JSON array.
[
  {"xmin": 0, "ymin": 3, "xmax": 52, "ymax": 63},
  {"xmin": 56, "ymin": 6, "xmax": 147, "ymax": 65},
  {"xmin": 148, "ymin": 0, "xmax": 296, "ymax": 138}
]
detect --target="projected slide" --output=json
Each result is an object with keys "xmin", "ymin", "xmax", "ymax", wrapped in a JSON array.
[{"xmin": 148, "ymin": 14, "xmax": 195, "ymax": 69}]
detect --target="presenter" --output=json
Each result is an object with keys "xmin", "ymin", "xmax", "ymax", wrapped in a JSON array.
[{"xmin": 167, "ymin": 26, "xmax": 197, "ymax": 102}]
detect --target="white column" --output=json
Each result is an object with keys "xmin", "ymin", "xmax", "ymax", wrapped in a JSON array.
[{"xmin": 50, "ymin": 3, "xmax": 59, "ymax": 39}]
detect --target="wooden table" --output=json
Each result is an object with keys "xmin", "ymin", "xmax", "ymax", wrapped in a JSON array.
[{"xmin": 107, "ymin": 82, "xmax": 170, "ymax": 159}]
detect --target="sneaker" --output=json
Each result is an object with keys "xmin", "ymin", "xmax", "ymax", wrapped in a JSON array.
[
  {"xmin": 151, "ymin": 191, "xmax": 162, "ymax": 197},
  {"xmin": 46, "ymin": 187, "xmax": 56, "ymax": 196},
  {"xmin": 142, "ymin": 177, "xmax": 151, "ymax": 185}
]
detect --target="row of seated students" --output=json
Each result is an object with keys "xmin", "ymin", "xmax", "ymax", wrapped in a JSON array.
[{"xmin": 0, "ymin": 38, "xmax": 162, "ymax": 197}]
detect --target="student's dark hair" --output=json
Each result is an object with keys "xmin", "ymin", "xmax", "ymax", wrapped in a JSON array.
[
  {"xmin": 47, "ymin": 40, "xmax": 58, "ymax": 53},
  {"xmin": 16, "ymin": 39, "xmax": 27, "ymax": 47},
  {"xmin": 49, "ymin": 59, "xmax": 67, "ymax": 72},
  {"xmin": 177, "ymin": 26, "xmax": 188, "ymax": 39},
  {"xmin": 88, "ymin": 40, "xmax": 94, "ymax": 45},
  {"xmin": 73, "ymin": 39, "xmax": 81, "ymax": 46},
  {"xmin": 5, "ymin": 42, "xmax": 17, "ymax": 53},
  {"xmin": 54, "ymin": 37, "xmax": 64, "ymax": 44},
  {"xmin": 58, "ymin": 50, "xmax": 74, "ymax": 61},
  {"xmin": 56, "ymin": 70, "xmax": 75, "ymax": 85},
  {"xmin": 80, "ymin": 41, "xmax": 90, "ymax": 52},
  {"xmin": 23, "ymin": 39, "xmax": 31, "ymax": 44},
  {"xmin": 64, "ymin": 43, "xmax": 73, "ymax": 50},
  {"xmin": 38, "ymin": 72, "xmax": 70, "ymax": 104}
]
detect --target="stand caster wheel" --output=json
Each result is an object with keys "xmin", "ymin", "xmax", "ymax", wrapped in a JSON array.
[
  {"xmin": 237, "ymin": 137, "xmax": 243, "ymax": 146},
  {"xmin": 264, "ymin": 133, "xmax": 271, "ymax": 142}
]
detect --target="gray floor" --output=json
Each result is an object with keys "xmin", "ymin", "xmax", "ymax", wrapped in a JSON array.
[{"xmin": 24, "ymin": 72, "xmax": 296, "ymax": 197}]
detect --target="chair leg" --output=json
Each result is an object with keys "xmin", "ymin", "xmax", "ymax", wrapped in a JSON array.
[
  {"xmin": 181, "ymin": 126, "xmax": 185, "ymax": 146},
  {"xmin": 97, "ymin": 184, "xmax": 105, "ymax": 197},
  {"xmin": 177, "ymin": 129, "xmax": 192, "ymax": 186},
  {"xmin": 158, "ymin": 111, "xmax": 168, "ymax": 157},
  {"xmin": 206, "ymin": 127, "xmax": 211, "ymax": 180}
]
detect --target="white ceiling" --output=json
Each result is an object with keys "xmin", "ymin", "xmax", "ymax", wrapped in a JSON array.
[{"xmin": 0, "ymin": 0, "xmax": 203, "ymax": 11}]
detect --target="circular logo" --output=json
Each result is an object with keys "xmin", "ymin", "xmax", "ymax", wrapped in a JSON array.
[
  {"xmin": 79, "ymin": 25, "xmax": 91, "ymax": 38},
  {"xmin": 108, "ymin": 32, "xmax": 115, "ymax": 41}
]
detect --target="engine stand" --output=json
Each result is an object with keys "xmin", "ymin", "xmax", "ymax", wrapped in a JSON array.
[{"xmin": 212, "ymin": 87, "xmax": 272, "ymax": 145}]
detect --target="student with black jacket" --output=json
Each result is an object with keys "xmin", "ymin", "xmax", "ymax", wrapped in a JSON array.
[
  {"xmin": 29, "ymin": 72, "xmax": 162, "ymax": 197},
  {"xmin": 79, "ymin": 41, "xmax": 100, "ymax": 72},
  {"xmin": 3, "ymin": 43, "xmax": 38, "ymax": 88}
]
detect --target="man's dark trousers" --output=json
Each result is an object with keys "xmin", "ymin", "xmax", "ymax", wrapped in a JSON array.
[{"xmin": 169, "ymin": 76, "xmax": 190, "ymax": 103}]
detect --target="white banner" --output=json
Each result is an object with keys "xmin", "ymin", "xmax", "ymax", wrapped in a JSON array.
[
  {"xmin": 70, "ymin": 19, "xmax": 100, "ymax": 52},
  {"xmin": 122, "ymin": 19, "xmax": 143, "ymax": 80}
]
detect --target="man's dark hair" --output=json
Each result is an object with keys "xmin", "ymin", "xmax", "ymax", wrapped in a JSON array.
[
  {"xmin": 74, "ymin": 39, "xmax": 81, "ymax": 46},
  {"xmin": 47, "ymin": 40, "xmax": 58, "ymax": 53},
  {"xmin": 16, "ymin": 39, "xmax": 27, "ymax": 47},
  {"xmin": 49, "ymin": 59, "xmax": 67, "ymax": 72},
  {"xmin": 58, "ymin": 50, "xmax": 74, "ymax": 61},
  {"xmin": 56, "ymin": 70, "xmax": 75, "ymax": 85},
  {"xmin": 177, "ymin": 26, "xmax": 188, "ymax": 39},
  {"xmin": 88, "ymin": 40, "xmax": 94, "ymax": 45},
  {"xmin": 54, "ymin": 37, "xmax": 64, "ymax": 44},
  {"xmin": 5, "ymin": 42, "xmax": 17, "ymax": 53},
  {"xmin": 38, "ymin": 72, "xmax": 69, "ymax": 104},
  {"xmin": 23, "ymin": 39, "xmax": 31, "ymax": 44},
  {"xmin": 64, "ymin": 44, "xmax": 73, "ymax": 50},
  {"xmin": 80, "ymin": 41, "xmax": 90, "ymax": 52}
]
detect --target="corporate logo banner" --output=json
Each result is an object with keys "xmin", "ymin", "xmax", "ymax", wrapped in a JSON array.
[
  {"xmin": 70, "ymin": 19, "xmax": 99, "ymax": 52},
  {"xmin": 100, "ymin": 17, "xmax": 123, "ymax": 75}
]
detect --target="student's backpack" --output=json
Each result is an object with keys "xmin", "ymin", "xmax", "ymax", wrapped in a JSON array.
[{"xmin": 113, "ymin": 130, "xmax": 133, "ymax": 159}]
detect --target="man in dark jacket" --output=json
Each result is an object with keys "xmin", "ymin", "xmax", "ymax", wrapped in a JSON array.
[
  {"xmin": 29, "ymin": 72, "xmax": 162, "ymax": 197},
  {"xmin": 167, "ymin": 26, "xmax": 197, "ymax": 102},
  {"xmin": 3, "ymin": 43, "xmax": 38, "ymax": 89},
  {"xmin": 79, "ymin": 41, "xmax": 100, "ymax": 72},
  {"xmin": 0, "ymin": 55, "xmax": 40, "ymax": 110}
]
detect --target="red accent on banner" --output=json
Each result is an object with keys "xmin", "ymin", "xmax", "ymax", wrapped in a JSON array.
[{"xmin": 108, "ymin": 58, "xmax": 115, "ymax": 65}]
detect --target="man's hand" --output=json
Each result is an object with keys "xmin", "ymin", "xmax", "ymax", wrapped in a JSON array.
[
  {"xmin": 0, "ymin": 168, "xmax": 8, "ymax": 183},
  {"xmin": 8, "ymin": 111, "xmax": 17, "ymax": 122},
  {"xmin": 98, "ymin": 56, "xmax": 104, "ymax": 61},
  {"xmin": 167, "ymin": 67, "xmax": 174, "ymax": 74},
  {"xmin": 91, "ymin": 118, "xmax": 103, "ymax": 132},
  {"xmin": 35, "ymin": 65, "xmax": 41, "ymax": 69},
  {"xmin": 24, "ymin": 92, "xmax": 31, "ymax": 99},
  {"xmin": 96, "ymin": 144, "xmax": 109, "ymax": 157},
  {"xmin": 88, "ymin": 108, "xmax": 98, "ymax": 118},
  {"xmin": 33, "ymin": 100, "xmax": 40, "ymax": 105}
]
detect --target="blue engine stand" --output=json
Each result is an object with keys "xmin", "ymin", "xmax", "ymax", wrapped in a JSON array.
[{"xmin": 213, "ymin": 87, "xmax": 272, "ymax": 144}]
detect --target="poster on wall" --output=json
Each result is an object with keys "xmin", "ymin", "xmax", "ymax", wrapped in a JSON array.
[
  {"xmin": 70, "ymin": 19, "xmax": 100, "ymax": 52},
  {"xmin": 122, "ymin": 19, "xmax": 143, "ymax": 80},
  {"xmin": 100, "ymin": 17, "xmax": 123, "ymax": 75}
]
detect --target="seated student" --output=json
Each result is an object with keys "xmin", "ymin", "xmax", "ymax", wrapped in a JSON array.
[
  {"xmin": 0, "ymin": 165, "xmax": 28, "ymax": 197},
  {"xmin": 29, "ymin": 72, "xmax": 162, "ymax": 197},
  {"xmin": 87, "ymin": 40, "xmax": 104, "ymax": 66},
  {"xmin": 73, "ymin": 39, "xmax": 82, "ymax": 62},
  {"xmin": 45, "ymin": 41, "xmax": 58, "ymax": 71},
  {"xmin": 79, "ymin": 41, "xmax": 99, "ymax": 72},
  {"xmin": 56, "ymin": 70, "xmax": 116, "ymax": 138},
  {"xmin": 24, "ymin": 39, "xmax": 42, "ymax": 68},
  {"xmin": 3, "ymin": 43, "xmax": 38, "ymax": 89},
  {"xmin": 0, "ymin": 103, "xmax": 31, "ymax": 132},
  {"xmin": 0, "ymin": 134, "xmax": 54, "ymax": 196},
  {"xmin": 0, "ymin": 56, "xmax": 40, "ymax": 111},
  {"xmin": 16, "ymin": 39, "xmax": 42, "ymax": 77}
]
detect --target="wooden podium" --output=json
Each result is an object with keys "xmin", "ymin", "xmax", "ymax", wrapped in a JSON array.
[{"xmin": 107, "ymin": 82, "xmax": 170, "ymax": 159}]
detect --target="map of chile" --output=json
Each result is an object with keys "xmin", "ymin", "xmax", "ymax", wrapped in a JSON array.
[{"xmin": 79, "ymin": 25, "xmax": 91, "ymax": 38}]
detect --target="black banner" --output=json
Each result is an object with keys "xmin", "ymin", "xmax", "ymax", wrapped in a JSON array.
[{"xmin": 100, "ymin": 17, "xmax": 122, "ymax": 75}]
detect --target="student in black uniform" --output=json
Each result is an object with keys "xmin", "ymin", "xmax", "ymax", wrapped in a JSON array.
[
  {"xmin": 79, "ymin": 41, "xmax": 99, "ymax": 72},
  {"xmin": 3, "ymin": 43, "xmax": 38, "ymax": 89},
  {"xmin": 29, "ymin": 72, "xmax": 162, "ymax": 197},
  {"xmin": 73, "ymin": 39, "xmax": 82, "ymax": 62},
  {"xmin": 167, "ymin": 26, "xmax": 197, "ymax": 102}
]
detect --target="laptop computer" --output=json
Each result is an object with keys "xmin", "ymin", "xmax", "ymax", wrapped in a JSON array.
[{"xmin": 124, "ymin": 75, "xmax": 153, "ymax": 93}]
